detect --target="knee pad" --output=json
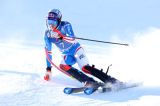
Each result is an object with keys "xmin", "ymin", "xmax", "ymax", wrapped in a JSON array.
[{"xmin": 64, "ymin": 55, "xmax": 76, "ymax": 66}]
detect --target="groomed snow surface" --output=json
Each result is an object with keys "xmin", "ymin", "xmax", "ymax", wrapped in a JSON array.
[{"xmin": 0, "ymin": 28, "xmax": 160, "ymax": 106}]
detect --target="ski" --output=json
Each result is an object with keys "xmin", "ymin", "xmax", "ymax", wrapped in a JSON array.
[
  {"xmin": 63, "ymin": 86, "xmax": 100, "ymax": 95},
  {"xmin": 63, "ymin": 82, "xmax": 141, "ymax": 95},
  {"xmin": 83, "ymin": 87, "xmax": 100, "ymax": 95},
  {"xmin": 63, "ymin": 87, "xmax": 86, "ymax": 94},
  {"xmin": 64, "ymin": 82, "xmax": 105, "ymax": 95},
  {"xmin": 83, "ymin": 82, "xmax": 106, "ymax": 95}
]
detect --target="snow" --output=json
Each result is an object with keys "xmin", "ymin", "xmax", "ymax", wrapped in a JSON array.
[{"xmin": 0, "ymin": 28, "xmax": 160, "ymax": 106}]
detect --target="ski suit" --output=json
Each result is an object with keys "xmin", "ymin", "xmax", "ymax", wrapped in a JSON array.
[
  {"xmin": 44, "ymin": 20, "xmax": 117, "ymax": 84},
  {"xmin": 44, "ymin": 21, "xmax": 89, "ymax": 70},
  {"xmin": 44, "ymin": 21, "xmax": 97, "ymax": 83}
]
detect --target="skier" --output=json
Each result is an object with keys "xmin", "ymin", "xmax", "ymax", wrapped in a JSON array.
[{"xmin": 44, "ymin": 9, "xmax": 119, "ymax": 87}]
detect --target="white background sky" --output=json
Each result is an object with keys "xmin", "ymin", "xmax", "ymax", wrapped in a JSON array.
[{"xmin": 0, "ymin": 0, "xmax": 160, "ymax": 45}]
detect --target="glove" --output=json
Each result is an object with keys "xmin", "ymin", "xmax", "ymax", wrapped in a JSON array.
[
  {"xmin": 58, "ymin": 36, "xmax": 63, "ymax": 40},
  {"xmin": 46, "ymin": 67, "xmax": 51, "ymax": 71},
  {"xmin": 44, "ymin": 67, "xmax": 52, "ymax": 81}
]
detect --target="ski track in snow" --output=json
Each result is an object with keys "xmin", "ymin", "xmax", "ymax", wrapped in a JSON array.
[{"xmin": 1, "ymin": 28, "xmax": 160, "ymax": 106}]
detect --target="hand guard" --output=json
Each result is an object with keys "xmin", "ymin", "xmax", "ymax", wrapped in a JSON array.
[{"xmin": 44, "ymin": 67, "xmax": 52, "ymax": 81}]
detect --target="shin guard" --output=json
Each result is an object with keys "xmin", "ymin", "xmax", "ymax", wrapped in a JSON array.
[
  {"xmin": 60, "ymin": 64, "xmax": 95, "ymax": 83},
  {"xmin": 82, "ymin": 65, "xmax": 111, "ymax": 83}
]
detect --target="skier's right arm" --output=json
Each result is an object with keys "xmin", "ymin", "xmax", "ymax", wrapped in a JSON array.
[{"xmin": 44, "ymin": 30, "xmax": 52, "ymax": 71}]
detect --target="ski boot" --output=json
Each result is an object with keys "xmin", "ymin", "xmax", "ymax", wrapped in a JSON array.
[
  {"xmin": 82, "ymin": 65, "xmax": 124, "ymax": 91},
  {"xmin": 82, "ymin": 65, "xmax": 120, "ymax": 84}
]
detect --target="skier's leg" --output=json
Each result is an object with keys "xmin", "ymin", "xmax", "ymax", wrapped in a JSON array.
[
  {"xmin": 74, "ymin": 47, "xmax": 89, "ymax": 70},
  {"xmin": 82, "ymin": 65, "xmax": 118, "ymax": 83},
  {"xmin": 59, "ymin": 55, "xmax": 95, "ymax": 83},
  {"xmin": 75, "ymin": 47, "xmax": 118, "ymax": 84}
]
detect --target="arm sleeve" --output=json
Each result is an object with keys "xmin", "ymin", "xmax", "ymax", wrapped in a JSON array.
[
  {"xmin": 64, "ymin": 22, "xmax": 75, "ymax": 38},
  {"xmin": 44, "ymin": 30, "xmax": 52, "ymax": 68}
]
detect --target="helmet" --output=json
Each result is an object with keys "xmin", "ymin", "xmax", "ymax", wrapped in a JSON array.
[
  {"xmin": 48, "ymin": 9, "xmax": 62, "ymax": 21},
  {"xmin": 47, "ymin": 9, "xmax": 62, "ymax": 28}
]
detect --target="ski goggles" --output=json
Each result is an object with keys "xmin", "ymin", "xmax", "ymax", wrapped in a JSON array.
[{"xmin": 47, "ymin": 19, "xmax": 58, "ymax": 26}]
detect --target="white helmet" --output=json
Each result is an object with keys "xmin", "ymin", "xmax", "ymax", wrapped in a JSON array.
[{"xmin": 47, "ymin": 9, "xmax": 62, "ymax": 22}]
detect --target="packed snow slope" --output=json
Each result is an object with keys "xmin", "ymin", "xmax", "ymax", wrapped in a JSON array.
[{"xmin": 0, "ymin": 28, "xmax": 160, "ymax": 106}]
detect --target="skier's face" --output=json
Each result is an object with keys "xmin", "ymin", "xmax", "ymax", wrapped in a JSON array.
[
  {"xmin": 47, "ymin": 12, "xmax": 59, "ymax": 29},
  {"xmin": 47, "ymin": 19, "xmax": 58, "ymax": 29}
]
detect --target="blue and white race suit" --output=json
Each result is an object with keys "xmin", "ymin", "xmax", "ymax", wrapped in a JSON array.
[{"xmin": 44, "ymin": 21, "xmax": 89, "ymax": 69}]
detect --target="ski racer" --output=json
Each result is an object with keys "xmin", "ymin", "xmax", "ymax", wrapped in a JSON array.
[{"xmin": 44, "ymin": 9, "xmax": 119, "ymax": 86}]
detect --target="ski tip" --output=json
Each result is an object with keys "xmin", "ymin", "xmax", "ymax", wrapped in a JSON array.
[
  {"xmin": 63, "ymin": 88, "xmax": 73, "ymax": 94},
  {"xmin": 84, "ymin": 88, "xmax": 96, "ymax": 95}
]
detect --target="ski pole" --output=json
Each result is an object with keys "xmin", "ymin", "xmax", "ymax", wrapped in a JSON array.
[
  {"xmin": 46, "ymin": 24, "xmax": 129, "ymax": 46},
  {"xmin": 74, "ymin": 37, "xmax": 129, "ymax": 46}
]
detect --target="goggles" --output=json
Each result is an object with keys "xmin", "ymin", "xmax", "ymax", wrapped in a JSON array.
[
  {"xmin": 47, "ymin": 12, "xmax": 59, "ymax": 27},
  {"xmin": 47, "ymin": 19, "xmax": 58, "ymax": 26}
]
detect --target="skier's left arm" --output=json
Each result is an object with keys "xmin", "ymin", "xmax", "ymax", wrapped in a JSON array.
[
  {"xmin": 44, "ymin": 30, "xmax": 52, "ymax": 70},
  {"xmin": 62, "ymin": 22, "xmax": 76, "ymax": 42}
]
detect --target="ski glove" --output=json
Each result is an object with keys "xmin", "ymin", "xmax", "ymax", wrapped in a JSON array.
[
  {"xmin": 44, "ymin": 67, "xmax": 52, "ymax": 81},
  {"xmin": 46, "ymin": 67, "xmax": 52, "ymax": 72}
]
